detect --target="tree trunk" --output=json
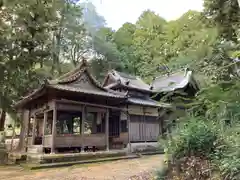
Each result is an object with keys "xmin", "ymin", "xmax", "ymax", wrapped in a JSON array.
[
  {"xmin": 10, "ymin": 123, "xmax": 16, "ymax": 152},
  {"xmin": 17, "ymin": 110, "xmax": 28, "ymax": 152},
  {"xmin": 0, "ymin": 110, "xmax": 6, "ymax": 131}
]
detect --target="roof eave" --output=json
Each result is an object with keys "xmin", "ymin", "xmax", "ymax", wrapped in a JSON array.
[
  {"xmin": 119, "ymin": 84, "xmax": 152, "ymax": 93},
  {"xmin": 14, "ymin": 85, "xmax": 47, "ymax": 109}
]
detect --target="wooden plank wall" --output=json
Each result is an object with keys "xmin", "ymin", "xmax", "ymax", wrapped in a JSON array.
[
  {"xmin": 42, "ymin": 134, "xmax": 106, "ymax": 148},
  {"xmin": 127, "ymin": 105, "xmax": 160, "ymax": 142}
]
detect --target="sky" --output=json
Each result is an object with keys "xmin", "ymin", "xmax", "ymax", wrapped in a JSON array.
[{"xmin": 89, "ymin": 0, "xmax": 204, "ymax": 30}]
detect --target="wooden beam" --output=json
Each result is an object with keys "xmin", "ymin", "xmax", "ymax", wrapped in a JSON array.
[
  {"xmin": 55, "ymin": 99, "xmax": 127, "ymax": 112},
  {"xmin": 51, "ymin": 101, "xmax": 57, "ymax": 154},
  {"xmin": 30, "ymin": 103, "xmax": 51, "ymax": 117},
  {"xmin": 127, "ymin": 105, "xmax": 131, "ymax": 152},
  {"xmin": 25, "ymin": 110, "xmax": 31, "ymax": 152},
  {"xmin": 42, "ymin": 111, "xmax": 48, "ymax": 147},
  {"xmin": 105, "ymin": 109, "xmax": 109, "ymax": 151},
  {"xmin": 143, "ymin": 107, "xmax": 147, "ymax": 143},
  {"xmin": 31, "ymin": 114, "xmax": 36, "ymax": 145},
  {"xmin": 81, "ymin": 105, "xmax": 86, "ymax": 152}
]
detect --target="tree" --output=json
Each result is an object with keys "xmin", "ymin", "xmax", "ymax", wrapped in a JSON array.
[
  {"xmin": 204, "ymin": 0, "xmax": 240, "ymax": 42},
  {"xmin": 113, "ymin": 23, "xmax": 137, "ymax": 74},
  {"xmin": 80, "ymin": 1, "xmax": 106, "ymax": 34},
  {"xmin": 61, "ymin": 2, "xmax": 88, "ymax": 66},
  {"xmin": 0, "ymin": 0, "xmax": 61, "ymax": 130},
  {"xmin": 132, "ymin": 10, "xmax": 167, "ymax": 80},
  {"xmin": 90, "ymin": 27, "xmax": 124, "ymax": 79},
  {"xmin": 162, "ymin": 11, "xmax": 218, "ymax": 72},
  {"xmin": 0, "ymin": 1, "xmax": 83, "ymax": 145}
]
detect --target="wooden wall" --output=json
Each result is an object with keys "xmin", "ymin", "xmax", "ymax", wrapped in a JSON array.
[
  {"xmin": 128, "ymin": 105, "xmax": 158, "ymax": 116},
  {"xmin": 121, "ymin": 105, "xmax": 161, "ymax": 142},
  {"xmin": 42, "ymin": 134, "xmax": 106, "ymax": 148}
]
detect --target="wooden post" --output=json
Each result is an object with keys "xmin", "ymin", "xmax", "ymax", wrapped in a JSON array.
[
  {"xmin": 158, "ymin": 108, "xmax": 161, "ymax": 136},
  {"xmin": 31, "ymin": 114, "xmax": 36, "ymax": 145},
  {"xmin": 81, "ymin": 105, "xmax": 86, "ymax": 152},
  {"xmin": 127, "ymin": 106, "xmax": 131, "ymax": 153},
  {"xmin": 42, "ymin": 111, "xmax": 48, "ymax": 147},
  {"xmin": 25, "ymin": 110, "xmax": 31, "ymax": 152},
  {"xmin": 51, "ymin": 102, "xmax": 57, "ymax": 154},
  {"xmin": 143, "ymin": 107, "xmax": 147, "ymax": 143},
  {"xmin": 105, "ymin": 109, "xmax": 109, "ymax": 151}
]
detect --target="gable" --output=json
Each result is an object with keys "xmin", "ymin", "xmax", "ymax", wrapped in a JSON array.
[
  {"xmin": 69, "ymin": 72, "xmax": 101, "ymax": 91},
  {"xmin": 103, "ymin": 75, "xmax": 116, "ymax": 87}
]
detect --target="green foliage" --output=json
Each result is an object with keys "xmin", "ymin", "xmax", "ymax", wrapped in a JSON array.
[
  {"xmin": 0, "ymin": 0, "xmax": 60, "ymax": 112},
  {"xmin": 216, "ymin": 125, "xmax": 240, "ymax": 180},
  {"xmin": 61, "ymin": 2, "xmax": 87, "ymax": 66},
  {"xmin": 203, "ymin": 0, "xmax": 240, "ymax": 42},
  {"xmin": 163, "ymin": 118, "xmax": 219, "ymax": 160}
]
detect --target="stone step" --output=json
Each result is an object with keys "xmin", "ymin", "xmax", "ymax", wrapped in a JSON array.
[
  {"xmin": 27, "ymin": 145, "xmax": 43, "ymax": 154},
  {"xmin": 23, "ymin": 154, "xmax": 140, "ymax": 170}
]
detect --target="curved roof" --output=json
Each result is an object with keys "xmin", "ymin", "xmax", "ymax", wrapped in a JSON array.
[
  {"xmin": 102, "ymin": 70, "xmax": 152, "ymax": 92},
  {"xmin": 152, "ymin": 70, "xmax": 199, "ymax": 92},
  {"xmin": 127, "ymin": 97, "xmax": 171, "ymax": 108},
  {"xmin": 15, "ymin": 60, "xmax": 126, "ymax": 108}
]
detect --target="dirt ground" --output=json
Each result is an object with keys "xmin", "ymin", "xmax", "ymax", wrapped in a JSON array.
[{"xmin": 0, "ymin": 155, "xmax": 164, "ymax": 180}]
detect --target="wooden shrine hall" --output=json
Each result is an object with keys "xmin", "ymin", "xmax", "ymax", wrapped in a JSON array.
[{"xmin": 15, "ymin": 60, "xmax": 171, "ymax": 154}]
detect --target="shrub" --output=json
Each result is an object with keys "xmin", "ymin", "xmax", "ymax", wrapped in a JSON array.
[
  {"xmin": 162, "ymin": 117, "xmax": 219, "ymax": 160},
  {"xmin": 217, "ymin": 124, "xmax": 240, "ymax": 180}
]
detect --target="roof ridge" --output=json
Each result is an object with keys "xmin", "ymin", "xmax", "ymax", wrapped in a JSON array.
[{"xmin": 55, "ymin": 58, "xmax": 88, "ymax": 82}]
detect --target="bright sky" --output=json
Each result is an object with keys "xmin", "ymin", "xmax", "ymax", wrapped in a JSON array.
[{"xmin": 90, "ymin": 0, "xmax": 204, "ymax": 30}]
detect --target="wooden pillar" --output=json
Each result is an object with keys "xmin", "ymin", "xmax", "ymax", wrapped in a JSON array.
[
  {"xmin": 127, "ymin": 108, "xmax": 131, "ymax": 153},
  {"xmin": 51, "ymin": 102, "xmax": 57, "ymax": 154},
  {"xmin": 42, "ymin": 111, "xmax": 48, "ymax": 147},
  {"xmin": 25, "ymin": 110, "xmax": 31, "ymax": 152},
  {"xmin": 105, "ymin": 108, "xmax": 109, "ymax": 151},
  {"xmin": 81, "ymin": 105, "xmax": 86, "ymax": 152},
  {"xmin": 31, "ymin": 114, "xmax": 36, "ymax": 145},
  {"xmin": 143, "ymin": 107, "xmax": 147, "ymax": 143}
]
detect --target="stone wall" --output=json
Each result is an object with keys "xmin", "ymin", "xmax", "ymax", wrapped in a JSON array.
[{"xmin": 127, "ymin": 142, "xmax": 161, "ymax": 153}]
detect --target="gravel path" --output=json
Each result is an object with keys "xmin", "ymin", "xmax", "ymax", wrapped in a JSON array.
[{"xmin": 0, "ymin": 155, "xmax": 164, "ymax": 180}]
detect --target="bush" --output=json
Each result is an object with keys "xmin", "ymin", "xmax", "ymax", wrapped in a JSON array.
[
  {"xmin": 217, "ymin": 124, "xmax": 240, "ymax": 180},
  {"xmin": 158, "ymin": 117, "xmax": 240, "ymax": 180},
  {"xmin": 162, "ymin": 117, "xmax": 219, "ymax": 160}
]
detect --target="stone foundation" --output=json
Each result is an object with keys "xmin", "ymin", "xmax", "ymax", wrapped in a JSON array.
[
  {"xmin": 27, "ymin": 150, "xmax": 128, "ymax": 164},
  {"xmin": 127, "ymin": 142, "xmax": 161, "ymax": 153}
]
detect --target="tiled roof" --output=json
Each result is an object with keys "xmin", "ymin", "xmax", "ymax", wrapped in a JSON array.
[
  {"xmin": 127, "ymin": 97, "xmax": 171, "ymax": 108},
  {"xmin": 15, "ymin": 60, "xmax": 126, "ymax": 108},
  {"xmin": 103, "ymin": 70, "xmax": 151, "ymax": 92},
  {"xmin": 49, "ymin": 84, "xmax": 125, "ymax": 98},
  {"xmin": 152, "ymin": 70, "xmax": 199, "ymax": 92}
]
